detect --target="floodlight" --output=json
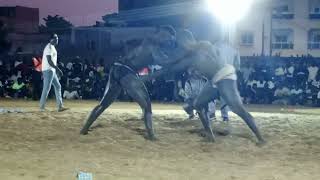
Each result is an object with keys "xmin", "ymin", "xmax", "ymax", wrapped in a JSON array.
[{"xmin": 205, "ymin": 0, "xmax": 254, "ymax": 24}]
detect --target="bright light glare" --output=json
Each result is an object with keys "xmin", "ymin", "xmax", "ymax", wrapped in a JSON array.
[{"xmin": 205, "ymin": 0, "xmax": 254, "ymax": 24}]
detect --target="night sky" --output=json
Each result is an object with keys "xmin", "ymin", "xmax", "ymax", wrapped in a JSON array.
[{"xmin": 0, "ymin": 0, "xmax": 118, "ymax": 26}]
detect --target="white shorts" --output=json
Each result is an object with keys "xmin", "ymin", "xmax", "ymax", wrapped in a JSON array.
[{"xmin": 212, "ymin": 64, "xmax": 237, "ymax": 84}]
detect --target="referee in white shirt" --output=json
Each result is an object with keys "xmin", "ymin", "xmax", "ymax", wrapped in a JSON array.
[{"xmin": 39, "ymin": 34, "xmax": 69, "ymax": 112}]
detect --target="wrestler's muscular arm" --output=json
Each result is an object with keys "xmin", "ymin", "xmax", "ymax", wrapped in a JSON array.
[
  {"xmin": 142, "ymin": 54, "xmax": 194, "ymax": 82},
  {"xmin": 141, "ymin": 47, "xmax": 194, "ymax": 82}
]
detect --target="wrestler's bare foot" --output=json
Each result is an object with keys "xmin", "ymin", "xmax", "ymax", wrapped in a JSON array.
[
  {"xmin": 145, "ymin": 134, "xmax": 158, "ymax": 141},
  {"xmin": 80, "ymin": 128, "xmax": 89, "ymax": 135},
  {"xmin": 58, "ymin": 107, "xmax": 69, "ymax": 112},
  {"xmin": 216, "ymin": 121, "xmax": 231, "ymax": 136},
  {"xmin": 256, "ymin": 139, "xmax": 267, "ymax": 147},
  {"xmin": 200, "ymin": 130, "xmax": 215, "ymax": 142}
]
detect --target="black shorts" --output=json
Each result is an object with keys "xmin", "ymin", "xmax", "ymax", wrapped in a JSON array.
[{"xmin": 110, "ymin": 62, "xmax": 137, "ymax": 83}]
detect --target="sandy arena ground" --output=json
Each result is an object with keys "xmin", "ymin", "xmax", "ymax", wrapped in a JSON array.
[{"xmin": 0, "ymin": 99, "xmax": 319, "ymax": 180}]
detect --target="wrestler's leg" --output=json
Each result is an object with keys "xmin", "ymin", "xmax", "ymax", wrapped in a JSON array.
[
  {"xmin": 217, "ymin": 79, "xmax": 266, "ymax": 145},
  {"xmin": 80, "ymin": 74, "xmax": 121, "ymax": 135},
  {"xmin": 120, "ymin": 74, "xmax": 156, "ymax": 140},
  {"xmin": 193, "ymin": 82, "xmax": 219, "ymax": 142}
]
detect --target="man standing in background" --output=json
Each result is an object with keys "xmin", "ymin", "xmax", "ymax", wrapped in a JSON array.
[{"xmin": 39, "ymin": 34, "xmax": 69, "ymax": 112}]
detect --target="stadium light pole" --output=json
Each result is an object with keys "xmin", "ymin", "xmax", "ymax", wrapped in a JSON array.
[
  {"xmin": 269, "ymin": 0, "xmax": 275, "ymax": 57},
  {"xmin": 259, "ymin": 0, "xmax": 274, "ymax": 56}
]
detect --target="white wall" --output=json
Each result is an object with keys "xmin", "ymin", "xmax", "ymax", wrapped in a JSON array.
[
  {"xmin": 235, "ymin": 4, "xmax": 270, "ymax": 56},
  {"xmin": 236, "ymin": 0, "xmax": 320, "ymax": 57}
]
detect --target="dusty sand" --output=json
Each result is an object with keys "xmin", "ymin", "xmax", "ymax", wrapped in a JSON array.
[{"xmin": 0, "ymin": 99, "xmax": 319, "ymax": 180}]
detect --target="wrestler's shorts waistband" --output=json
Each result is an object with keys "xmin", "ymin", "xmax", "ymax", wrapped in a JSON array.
[{"xmin": 212, "ymin": 64, "xmax": 237, "ymax": 84}]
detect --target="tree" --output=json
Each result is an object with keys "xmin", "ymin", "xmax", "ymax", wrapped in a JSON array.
[
  {"xmin": 0, "ymin": 20, "xmax": 12, "ymax": 55},
  {"xmin": 39, "ymin": 15, "xmax": 73, "ymax": 34}
]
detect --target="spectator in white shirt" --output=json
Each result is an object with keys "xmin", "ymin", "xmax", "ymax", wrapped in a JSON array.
[
  {"xmin": 275, "ymin": 65, "xmax": 286, "ymax": 76},
  {"xmin": 273, "ymin": 85, "xmax": 291, "ymax": 105},
  {"xmin": 241, "ymin": 63, "xmax": 254, "ymax": 82},
  {"xmin": 307, "ymin": 63, "xmax": 319, "ymax": 82},
  {"xmin": 246, "ymin": 77, "xmax": 258, "ymax": 88}
]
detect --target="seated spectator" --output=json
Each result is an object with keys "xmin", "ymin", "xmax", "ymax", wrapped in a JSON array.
[
  {"xmin": 11, "ymin": 78, "xmax": 27, "ymax": 98},
  {"xmin": 247, "ymin": 84, "xmax": 258, "ymax": 104},
  {"xmin": 307, "ymin": 62, "xmax": 319, "ymax": 82},
  {"xmin": 274, "ymin": 65, "xmax": 286, "ymax": 77},
  {"xmin": 63, "ymin": 81, "xmax": 80, "ymax": 100},
  {"xmin": 69, "ymin": 76, "xmax": 81, "ymax": 85},
  {"xmin": 8, "ymin": 70, "xmax": 20, "ymax": 82},
  {"xmin": 311, "ymin": 76, "xmax": 320, "ymax": 89},
  {"xmin": 82, "ymin": 71, "xmax": 95, "ymax": 99},
  {"xmin": 290, "ymin": 85, "xmax": 304, "ymax": 105},
  {"xmin": 96, "ymin": 61, "xmax": 105, "ymax": 78},
  {"xmin": 294, "ymin": 63, "xmax": 308, "ymax": 87},
  {"xmin": 3, "ymin": 80, "xmax": 13, "ymax": 98},
  {"xmin": 286, "ymin": 62, "xmax": 295, "ymax": 84},
  {"xmin": 308, "ymin": 80, "xmax": 319, "ymax": 106},
  {"xmin": 273, "ymin": 85, "xmax": 291, "ymax": 105},
  {"xmin": 14, "ymin": 58, "xmax": 23, "ymax": 68},
  {"xmin": 65, "ymin": 61, "xmax": 73, "ymax": 76},
  {"xmin": 246, "ymin": 77, "xmax": 257, "ymax": 88},
  {"xmin": 265, "ymin": 79, "xmax": 276, "ymax": 104},
  {"xmin": 73, "ymin": 58, "xmax": 83, "ymax": 76},
  {"xmin": 83, "ymin": 58, "xmax": 89, "ymax": 72},
  {"xmin": 63, "ymin": 88, "xmax": 80, "ymax": 100},
  {"xmin": 304, "ymin": 86, "xmax": 313, "ymax": 105},
  {"xmin": 260, "ymin": 63, "xmax": 269, "ymax": 78},
  {"xmin": 256, "ymin": 78, "xmax": 266, "ymax": 104}
]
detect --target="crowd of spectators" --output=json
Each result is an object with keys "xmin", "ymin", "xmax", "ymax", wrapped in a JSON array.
[
  {"xmin": 237, "ymin": 56, "xmax": 320, "ymax": 106},
  {"xmin": 0, "ymin": 56, "xmax": 111, "ymax": 101},
  {"xmin": 0, "ymin": 55, "xmax": 319, "ymax": 107}
]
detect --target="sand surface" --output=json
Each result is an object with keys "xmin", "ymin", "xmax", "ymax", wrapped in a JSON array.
[{"xmin": 0, "ymin": 99, "xmax": 319, "ymax": 180}]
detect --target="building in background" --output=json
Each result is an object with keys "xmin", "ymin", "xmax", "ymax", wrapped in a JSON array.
[
  {"xmin": 70, "ymin": 27, "xmax": 154, "ymax": 60},
  {"xmin": 237, "ymin": 0, "xmax": 320, "ymax": 57},
  {"xmin": 0, "ymin": 6, "xmax": 70, "ymax": 56},
  {"xmin": 0, "ymin": 6, "xmax": 42, "ymax": 54},
  {"xmin": 105, "ymin": 0, "xmax": 320, "ymax": 57},
  {"xmin": 105, "ymin": 1, "xmax": 221, "ymax": 41},
  {"xmin": 0, "ymin": 6, "xmax": 39, "ymax": 33},
  {"xmin": 118, "ymin": 0, "xmax": 189, "ymax": 11}
]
